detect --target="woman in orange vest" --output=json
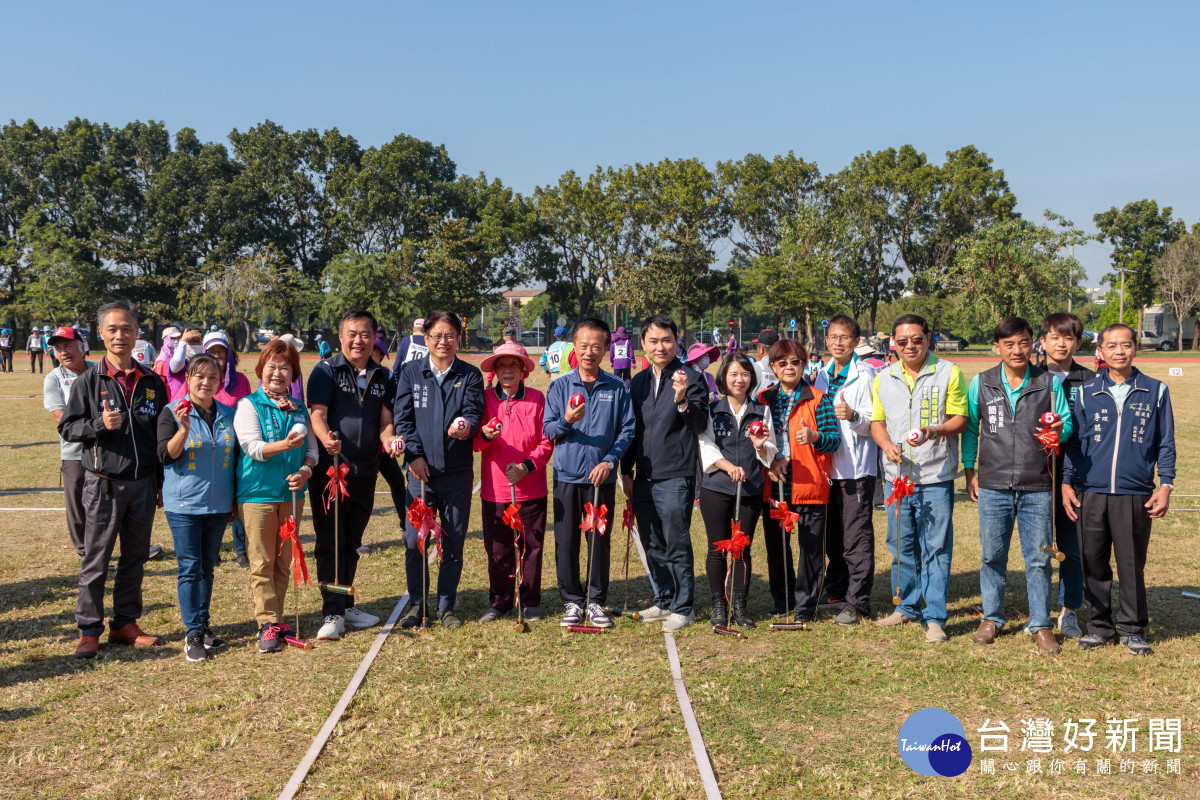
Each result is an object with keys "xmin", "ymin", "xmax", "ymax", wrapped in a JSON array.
[{"xmin": 757, "ymin": 337, "xmax": 841, "ymax": 623}]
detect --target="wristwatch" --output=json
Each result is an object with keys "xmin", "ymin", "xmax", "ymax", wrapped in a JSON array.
[
  {"xmin": 1162, "ymin": 483, "xmax": 1174, "ymax": 490},
  {"xmin": 850, "ymin": 410, "xmax": 861, "ymax": 424}
]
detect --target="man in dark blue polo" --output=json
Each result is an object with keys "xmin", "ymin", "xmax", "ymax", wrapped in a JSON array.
[
  {"xmin": 393, "ymin": 310, "xmax": 484, "ymax": 629},
  {"xmin": 308, "ymin": 309, "xmax": 400, "ymax": 641},
  {"xmin": 620, "ymin": 314, "xmax": 710, "ymax": 632}
]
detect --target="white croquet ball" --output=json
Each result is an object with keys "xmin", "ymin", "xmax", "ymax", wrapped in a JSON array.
[
  {"xmin": 906, "ymin": 428, "xmax": 924, "ymax": 445},
  {"xmin": 452, "ymin": 416, "xmax": 468, "ymax": 433},
  {"xmin": 290, "ymin": 423, "xmax": 307, "ymax": 438}
]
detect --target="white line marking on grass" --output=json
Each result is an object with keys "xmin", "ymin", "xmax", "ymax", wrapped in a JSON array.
[
  {"xmin": 0, "ymin": 507, "xmax": 65, "ymax": 511},
  {"xmin": 663, "ymin": 632, "xmax": 723, "ymax": 800},
  {"xmin": 0, "ymin": 490, "xmax": 61, "ymax": 494},
  {"xmin": 278, "ymin": 593, "xmax": 410, "ymax": 800}
]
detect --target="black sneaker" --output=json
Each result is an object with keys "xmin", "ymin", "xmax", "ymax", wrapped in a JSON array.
[
  {"xmin": 399, "ymin": 603, "xmax": 425, "ymax": 630},
  {"xmin": 185, "ymin": 631, "xmax": 210, "ymax": 662},
  {"xmin": 258, "ymin": 623, "xmax": 283, "ymax": 654},
  {"xmin": 834, "ymin": 607, "xmax": 863, "ymax": 626},
  {"xmin": 1078, "ymin": 633, "xmax": 1117, "ymax": 650},
  {"xmin": 148, "ymin": 545, "xmax": 164, "ymax": 560},
  {"xmin": 523, "ymin": 606, "xmax": 544, "ymax": 622},
  {"xmin": 202, "ymin": 624, "xmax": 226, "ymax": 651},
  {"xmin": 1120, "ymin": 635, "xmax": 1154, "ymax": 656},
  {"xmin": 439, "ymin": 608, "xmax": 462, "ymax": 629},
  {"xmin": 235, "ymin": 553, "xmax": 250, "ymax": 569},
  {"xmin": 479, "ymin": 607, "xmax": 503, "ymax": 623}
]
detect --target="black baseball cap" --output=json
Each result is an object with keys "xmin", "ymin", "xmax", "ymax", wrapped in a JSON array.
[{"xmin": 753, "ymin": 329, "xmax": 779, "ymax": 347}]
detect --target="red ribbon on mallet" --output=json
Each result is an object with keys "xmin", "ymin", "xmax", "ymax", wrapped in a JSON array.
[
  {"xmin": 322, "ymin": 463, "xmax": 350, "ymax": 512},
  {"xmin": 503, "ymin": 501, "xmax": 524, "ymax": 533},
  {"xmin": 580, "ymin": 502, "xmax": 609, "ymax": 536},
  {"xmin": 713, "ymin": 524, "xmax": 751, "ymax": 559},
  {"xmin": 769, "ymin": 499, "xmax": 799, "ymax": 534},
  {"xmin": 885, "ymin": 475, "xmax": 915, "ymax": 508},
  {"xmin": 277, "ymin": 515, "xmax": 311, "ymax": 587}
]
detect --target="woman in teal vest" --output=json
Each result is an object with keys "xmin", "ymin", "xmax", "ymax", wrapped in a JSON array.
[
  {"xmin": 234, "ymin": 338, "xmax": 318, "ymax": 654},
  {"xmin": 157, "ymin": 354, "xmax": 238, "ymax": 663}
]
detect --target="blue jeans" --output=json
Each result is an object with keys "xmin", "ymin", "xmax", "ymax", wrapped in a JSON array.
[
  {"xmin": 885, "ymin": 480, "xmax": 953, "ymax": 626},
  {"xmin": 977, "ymin": 488, "xmax": 1054, "ymax": 632},
  {"xmin": 229, "ymin": 517, "xmax": 247, "ymax": 557},
  {"xmin": 632, "ymin": 476, "xmax": 696, "ymax": 615},
  {"xmin": 165, "ymin": 511, "xmax": 228, "ymax": 636}
]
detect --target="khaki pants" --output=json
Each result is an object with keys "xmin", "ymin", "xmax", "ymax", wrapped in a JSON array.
[{"xmin": 240, "ymin": 499, "xmax": 302, "ymax": 626}]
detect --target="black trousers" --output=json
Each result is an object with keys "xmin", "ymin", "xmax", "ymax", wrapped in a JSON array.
[
  {"xmin": 309, "ymin": 473, "xmax": 376, "ymax": 617},
  {"xmin": 1078, "ymin": 491, "xmax": 1152, "ymax": 639},
  {"xmin": 76, "ymin": 472, "xmax": 156, "ymax": 635},
  {"xmin": 698, "ymin": 487, "xmax": 761, "ymax": 595},
  {"xmin": 62, "ymin": 460, "xmax": 87, "ymax": 556},
  {"xmin": 553, "ymin": 481, "xmax": 616, "ymax": 606},
  {"xmin": 29, "ymin": 350, "xmax": 42, "ymax": 372},
  {"xmin": 822, "ymin": 476, "xmax": 877, "ymax": 614},
  {"xmin": 761, "ymin": 499, "xmax": 826, "ymax": 620}
]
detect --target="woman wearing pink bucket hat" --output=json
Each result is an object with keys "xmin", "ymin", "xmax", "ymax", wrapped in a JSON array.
[{"xmin": 474, "ymin": 341, "xmax": 553, "ymax": 623}]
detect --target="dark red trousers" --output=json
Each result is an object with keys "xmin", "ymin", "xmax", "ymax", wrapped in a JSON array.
[{"xmin": 481, "ymin": 496, "xmax": 547, "ymax": 611}]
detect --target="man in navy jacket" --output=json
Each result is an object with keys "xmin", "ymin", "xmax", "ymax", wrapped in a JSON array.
[
  {"xmin": 393, "ymin": 310, "xmax": 484, "ymax": 629},
  {"xmin": 544, "ymin": 318, "xmax": 635, "ymax": 628},
  {"xmin": 620, "ymin": 314, "xmax": 710, "ymax": 631},
  {"xmin": 1063, "ymin": 323, "xmax": 1175, "ymax": 656}
]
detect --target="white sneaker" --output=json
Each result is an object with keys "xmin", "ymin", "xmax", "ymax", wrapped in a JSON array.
[
  {"xmin": 587, "ymin": 603, "xmax": 614, "ymax": 629},
  {"xmin": 638, "ymin": 605, "xmax": 670, "ymax": 622},
  {"xmin": 316, "ymin": 615, "xmax": 344, "ymax": 640},
  {"xmin": 1058, "ymin": 608, "xmax": 1083, "ymax": 639},
  {"xmin": 662, "ymin": 611, "xmax": 695, "ymax": 633},
  {"xmin": 343, "ymin": 607, "xmax": 380, "ymax": 629}
]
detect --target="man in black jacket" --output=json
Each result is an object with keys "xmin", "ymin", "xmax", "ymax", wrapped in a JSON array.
[
  {"xmin": 59, "ymin": 300, "xmax": 167, "ymax": 659},
  {"xmin": 620, "ymin": 314, "xmax": 709, "ymax": 631}
]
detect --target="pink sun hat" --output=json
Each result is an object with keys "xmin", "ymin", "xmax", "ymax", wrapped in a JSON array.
[
  {"xmin": 481, "ymin": 341, "xmax": 535, "ymax": 376},
  {"xmin": 685, "ymin": 342, "xmax": 719, "ymax": 365}
]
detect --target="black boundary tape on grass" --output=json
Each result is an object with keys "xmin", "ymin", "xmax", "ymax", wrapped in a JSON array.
[
  {"xmin": 278, "ymin": 593, "xmax": 410, "ymax": 800},
  {"xmin": 664, "ymin": 631, "xmax": 724, "ymax": 800}
]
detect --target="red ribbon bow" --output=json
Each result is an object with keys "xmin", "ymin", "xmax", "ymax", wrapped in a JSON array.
[
  {"xmin": 1035, "ymin": 425, "xmax": 1059, "ymax": 459},
  {"xmin": 713, "ymin": 523, "xmax": 751, "ymax": 560},
  {"xmin": 322, "ymin": 463, "xmax": 350, "ymax": 512},
  {"xmin": 580, "ymin": 502, "xmax": 609, "ymax": 535},
  {"xmin": 622, "ymin": 501, "xmax": 636, "ymax": 534},
  {"xmin": 503, "ymin": 501, "xmax": 524, "ymax": 533},
  {"xmin": 406, "ymin": 497, "xmax": 444, "ymax": 561},
  {"xmin": 277, "ymin": 516, "xmax": 311, "ymax": 587},
  {"xmin": 769, "ymin": 499, "xmax": 799, "ymax": 534},
  {"xmin": 885, "ymin": 475, "xmax": 915, "ymax": 508}
]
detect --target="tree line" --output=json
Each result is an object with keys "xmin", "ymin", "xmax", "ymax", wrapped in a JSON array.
[{"xmin": 2, "ymin": 117, "xmax": 1197, "ymax": 348}]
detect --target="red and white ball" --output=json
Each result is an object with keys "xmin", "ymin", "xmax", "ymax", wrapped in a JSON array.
[
  {"xmin": 451, "ymin": 416, "xmax": 469, "ymax": 433},
  {"xmin": 176, "ymin": 398, "xmax": 192, "ymax": 416},
  {"xmin": 389, "ymin": 436, "xmax": 404, "ymax": 455},
  {"xmin": 489, "ymin": 417, "xmax": 503, "ymax": 432},
  {"xmin": 906, "ymin": 429, "xmax": 924, "ymax": 446},
  {"xmin": 1040, "ymin": 412, "xmax": 1059, "ymax": 427},
  {"xmin": 569, "ymin": 394, "xmax": 585, "ymax": 409},
  {"xmin": 675, "ymin": 369, "xmax": 687, "ymax": 381},
  {"xmin": 749, "ymin": 420, "xmax": 765, "ymax": 436}
]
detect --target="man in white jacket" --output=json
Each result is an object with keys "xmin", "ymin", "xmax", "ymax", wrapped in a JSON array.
[{"xmin": 818, "ymin": 316, "xmax": 880, "ymax": 625}]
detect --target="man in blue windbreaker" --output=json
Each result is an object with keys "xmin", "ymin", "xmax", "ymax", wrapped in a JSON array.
[{"xmin": 1062, "ymin": 323, "xmax": 1175, "ymax": 657}]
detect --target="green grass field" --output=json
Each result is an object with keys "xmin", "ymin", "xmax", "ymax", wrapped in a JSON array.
[{"xmin": 2, "ymin": 355, "xmax": 1199, "ymax": 799}]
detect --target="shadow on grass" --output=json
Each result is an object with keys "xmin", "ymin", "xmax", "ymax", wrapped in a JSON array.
[
  {"xmin": 0, "ymin": 642, "xmax": 179, "ymax": 688},
  {"xmin": 0, "ymin": 574, "xmax": 78, "ymax": 615},
  {"xmin": 0, "ymin": 441, "xmax": 57, "ymax": 450},
  {"xmin": 0, "ymin": 706, "xmax": 40, "ymax": 721}
]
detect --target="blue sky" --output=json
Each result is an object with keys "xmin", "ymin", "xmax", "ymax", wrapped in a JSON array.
[{"xmin": 4, "ymin": 2, "xmax": 1198, "ymax": 285}]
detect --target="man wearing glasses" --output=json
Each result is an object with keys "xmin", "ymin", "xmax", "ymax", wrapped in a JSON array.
[
  {"xmin": 870, "ymin": 314, "xmax": 968, "ymax": 643},
  {"xmin": 817, "ymin": 314, "xmax": 881, "ymax": 625},
  {"xmin": 1062, "ymin": 323, "xmax": 1175, "ymax": 656},
  {"xmin": 394, "ymin": 310, "xmax": 484, "ymax": 629}
]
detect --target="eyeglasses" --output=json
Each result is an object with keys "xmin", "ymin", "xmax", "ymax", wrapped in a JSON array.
[
  {"xmin": 893, "ymin": 338, "xmax": 926, "ymax": 348},
  {"xmin": 774, "ymin": 358, "xmax": 803, "ymax": 367},
  {"xmin": 826, "ymin": 334, "xmax": 855, "ymax": 343},
  {"xmin": 1101, "ymin": 341, "xmax": 1135, "ymax": 352},
  {"xmin": 428, "ymin": 333, "xmax": 459, "ymax": 342}
]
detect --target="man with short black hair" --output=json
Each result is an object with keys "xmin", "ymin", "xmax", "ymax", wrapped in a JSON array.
[
  {"xmin": 621, "ymin": 313, "xmax": 709, "ymax": 632},
  {"xmin": 962, "ymin": 317, "xmax": 1071, "ymax": 653},
  {"xmin": 59, "ymin": 300, "xmax": 168, "ymax": 658},
  {"xmin": 307, "ymin": 309, "xmax": 400, "ymax": 640},
  {"xmin": 1063, "ymin": 323, "xmax": 1175, "ymax": 656}
]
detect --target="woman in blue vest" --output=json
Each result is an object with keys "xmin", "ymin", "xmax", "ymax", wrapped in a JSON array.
[
  {"xmin": 697, "ymin": 352, "xmax": 776, "ymax": 628},
  {"xmin": 234, "ymin": 338, "xmax": 318, "ymax": 654},
  {"xmin": 157, "ymin": 354, "xmax": 238, "ymax": 663}
]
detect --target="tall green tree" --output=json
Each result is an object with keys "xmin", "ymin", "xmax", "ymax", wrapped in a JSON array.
[{"xmin": 1093, "ymin": 199, "xmax": 1186, "ymax": 324}]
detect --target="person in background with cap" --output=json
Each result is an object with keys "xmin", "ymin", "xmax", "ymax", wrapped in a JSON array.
[
  {"xmin": 540, "ymin": 326, "xmax": 570, "ymax": 380},
  {"xmin": 190, "ymin": 329, "xmax": 253, "ymax": 568},
  {"xmin": 475, "ymin": 341, "xmax": 554, "ymax": 622},
  {"xmin": 0, "ymin": 327, "xmax": 13, "ymax": 373},
  {"xmin": 154, "ymin": 325, "xmax": 180, "ymax": 381},
  {"xmin": 27, "ymin": 325, "xmax": 46, "ymax": 373},
  {"xmin": 315, "ymin": 333, "xmax": 332, "ymax": 360},
  {"xmin": 621, "ymin": 313, "xmax": 710, "ymax": 632},
  {"xmin": 815, "ymin": 315, "xmax": 881, "ymax": 626},
  {"xmin": 752, "ymin": 329, "xmax": 780, "ymax": 392},
  {"xmin": 44, "ymin": 326, "xmax": 60, "ymax": 368},
  {"xmin": 307, "ymin": 310, "xmax": 398, "ymax": 640},
  {"xmin": 391, "ymin": 318, "xmax": 429, "ymax": 372},
  {"xmin": 394, "ymin": 310, "xmax": 484, "ymax": 630},
  {"xmin": 132, "ymin": 331, "xmax": 157, "ymax": 371},
  {"xmin": 44, "ymin": 326, "xmax": 94, "ymax": 557},
  {"xmin": 609, "ymin": 325, "xmax": 634, "ymax": 387},
  {"xmin": 59, "ymin": 299, "xmax": 168, "ymax": 659},
  {"xmin": 545, "ymin": 318, "xmax": 635, "ymax": 628},
  {"xmin": 155, "ymin": 325, "xmax": 192, "ymax": 399}
]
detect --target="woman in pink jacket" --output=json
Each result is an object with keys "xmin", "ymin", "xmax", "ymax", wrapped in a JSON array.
[{"xmin": 474, "ymin": 342, "xmax": 554, "ymax": 623}]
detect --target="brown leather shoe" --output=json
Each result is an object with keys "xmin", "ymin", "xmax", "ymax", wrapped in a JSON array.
[
  {"xmin": 108, "ymin": 622, "xmax": 160, "ymax": 648},
  {"xmin": 1032, "ymin": 629, "xmax": 1061, "ymax": 654},
  {"xmin": 972, "ymin": 620, "xmax": 999, "ymax": 644},
  {"xmin": 75, "ymin": 635, "xmax": 100, "ymax": 659}
]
